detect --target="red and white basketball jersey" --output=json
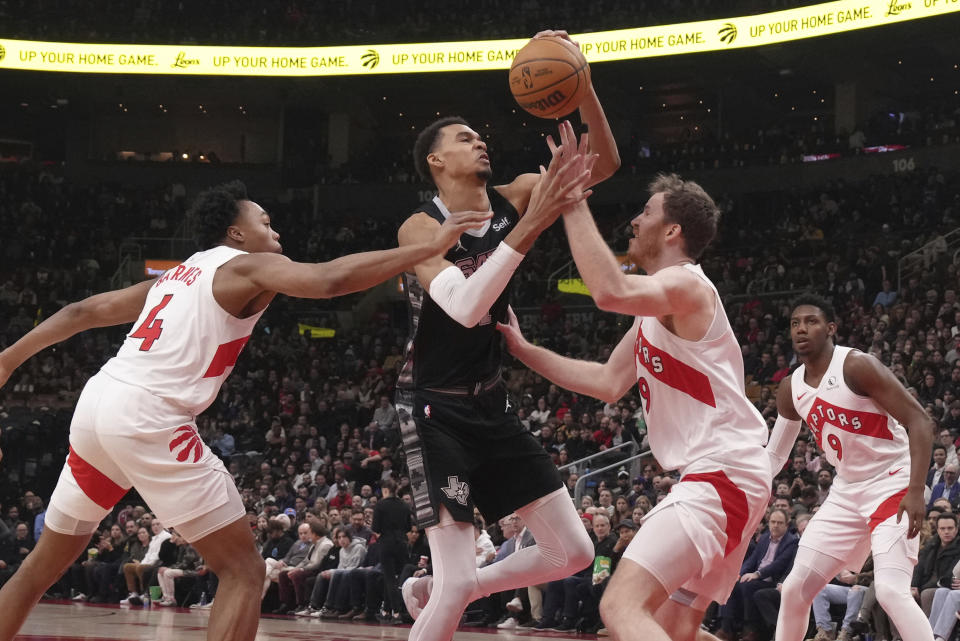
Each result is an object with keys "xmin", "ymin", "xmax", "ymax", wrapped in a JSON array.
[
  {"xmin": 101, "ymin": 246, "xmax": 264, "ymax": 416},
  {"xmin": 633, "ymin": 265, "xmax": 768, "ymax": 472},
  {"xmin": 790, "ymin": 346, "xmax": 909, "ymax": 483}
]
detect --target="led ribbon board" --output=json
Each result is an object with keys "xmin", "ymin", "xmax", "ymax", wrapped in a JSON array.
[{"xmin": 0, "ymin": 0, "xmax": 956, "ymax": 76}]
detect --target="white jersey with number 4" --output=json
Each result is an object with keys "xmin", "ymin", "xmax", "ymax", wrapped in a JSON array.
[
  {"xmin": 790, "ymin": 346, "xmax": 909, "ymax": 483},
  {"xmin": 633, "ymin": 264, "xmax": 768, "ymax": 472},
  {"xmin": 101, "ymin": 246, "xmax": 264, "ymax": 416}
]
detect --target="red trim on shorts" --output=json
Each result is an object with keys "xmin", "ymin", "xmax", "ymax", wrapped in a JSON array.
[
  {"xmin": 869, "ymin": 487, "xmax": 908, "ymax": 532},
  {"xmin": 67, "ymin": 446, "xmax": 128, "ymax": 509},
  {"xmin": 682, "ymin": 470, "xmax": 749, "ymax": 556}
]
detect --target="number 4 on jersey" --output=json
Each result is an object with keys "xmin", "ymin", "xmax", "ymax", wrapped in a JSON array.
[{"xmin": 130, "ymin": 294, "xmax": 173, "ymax": 351}]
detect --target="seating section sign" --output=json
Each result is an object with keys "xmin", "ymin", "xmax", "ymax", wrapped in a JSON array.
[{"xmin": 0, "ymin": 0, "xmax": 957, "ymax": 76}]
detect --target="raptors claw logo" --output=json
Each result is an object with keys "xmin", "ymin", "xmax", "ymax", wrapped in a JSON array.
[
  {"xmin": 718, "ymin": 23, "xmax": 738, "ymax": 44},
  {"xmin": 169, "ymin": 425, "xmax": 203, "ymax": 463}
]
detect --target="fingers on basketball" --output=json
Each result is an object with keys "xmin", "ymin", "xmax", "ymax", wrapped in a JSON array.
[{"xmin": 509, "ymin": 36, "xmax": 590, "ymax": 119}]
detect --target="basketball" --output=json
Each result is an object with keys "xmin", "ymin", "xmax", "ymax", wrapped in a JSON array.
[{"xmin": 509, "ymin": 36, "xmax": 591, "ymax": 119}]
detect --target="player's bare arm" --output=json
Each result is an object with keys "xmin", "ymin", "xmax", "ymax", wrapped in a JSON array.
[
  {"xmin": 498, "ymin": 30, "xmax": 620, "ymax": 215},
  {"xmin": 566, "ymin": 213, "xmax": 713, "ymax": 325},
  {"xmin": 844, "ymin": 350, "xmax": 933, "ymax": 537},
  {"xmin": 498, "ymin": 306, "xmax": 636, "ymax": 403},
  {"xmin": 531, "ymin": 30, "xmax": 620, "ymax": 183},
  {"xmin": 767, "ymin": 376, "xmax": 804, "ymax": 471},
  {"xmin": 0, "ymin": 278, "xmax": 155, "ymax": 388},
  {"xmin": 223, "ymin": 210, "xmax": 491, "ymax": 315}
]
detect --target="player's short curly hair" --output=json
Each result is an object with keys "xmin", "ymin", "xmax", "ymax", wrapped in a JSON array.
[
  {"xmin": 648, "ymin": 173, "xmax": 720, "ymax": 260},
  {"xmin": 189, "ymin": 180, "xmax": 248, "ymax": 249},
  {"xmin": 790, "ymin": 293, "xmax": 836, "ymax": 323},
  {"xmin": 413, "ymin": 116, "xmax": 469, "ymax": 184}
]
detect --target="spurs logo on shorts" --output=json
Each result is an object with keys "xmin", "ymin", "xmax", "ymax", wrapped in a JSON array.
[
  {"xmin": 168, "ymin": 425, "xmax": 203, "ymax": 463},
  {"xmin": 441, "ymin": 476, "xmax": 470, "ymax": 506}
]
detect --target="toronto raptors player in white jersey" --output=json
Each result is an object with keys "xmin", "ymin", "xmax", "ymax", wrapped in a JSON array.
[
  {"xmin": 768, "ymin": 295, "xmax": 934, "ymax": 641},
  {"xmin": 500, "ymin": 127, "xmax": 770, "ymax": 641},
  {"xmin": 0, "ymin": 180, "xmax": 490, "ymax": 641}
]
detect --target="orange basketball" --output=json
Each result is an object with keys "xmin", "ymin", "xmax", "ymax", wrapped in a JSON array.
[{"xmin": 509, "ymin": 36, "xmax": 591, "ymax": 119}]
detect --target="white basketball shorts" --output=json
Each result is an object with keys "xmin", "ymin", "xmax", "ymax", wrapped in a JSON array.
[
  {"xmin": 799, "ymin": 464, "xmax": 918, "ymax": 573},
  {"xmin": 47, "ymin": 371, "xmax": 244, "ymax": 541},
  {"xmin": 622, "ymin": 449, "xmax": 772, "ymax": 608}
]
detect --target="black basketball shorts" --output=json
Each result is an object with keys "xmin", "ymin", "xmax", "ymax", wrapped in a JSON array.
[{"xmin": 396, "ymin": 384, "xmax": 563, "ymax": 529}]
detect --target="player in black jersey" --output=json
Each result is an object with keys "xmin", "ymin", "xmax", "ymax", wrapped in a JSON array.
[{"xmin": 395, "ymin": 29, "xmax": 620, "ymax": 641}]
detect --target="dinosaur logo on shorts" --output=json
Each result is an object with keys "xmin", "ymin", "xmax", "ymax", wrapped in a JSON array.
[
  {"xmin": 441, "ymin": 476, "xmax": 470, "ymax": 506},
  {"xmin": 169, "ymin": 425, "xmax": 203, "ymax": 463}
]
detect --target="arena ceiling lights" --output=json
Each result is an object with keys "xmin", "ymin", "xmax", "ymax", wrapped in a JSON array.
[{"xmin": 0, "ymin": 0, "xmax": 957, "ymax": 76}]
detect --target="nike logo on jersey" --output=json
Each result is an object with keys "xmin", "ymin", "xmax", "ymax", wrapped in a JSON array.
[
  {"xmin": 796, "ymin": 392, "xmax": 808, "ymax": 401},
  {"xmin": 889, "ymin": 468, "xmax": 903, "ymax": 476}
]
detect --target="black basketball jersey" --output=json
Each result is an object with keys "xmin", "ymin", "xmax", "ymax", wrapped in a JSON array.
[{"xmin": 398, "ymin": 187, "xmax": 520, "ymax": 391}]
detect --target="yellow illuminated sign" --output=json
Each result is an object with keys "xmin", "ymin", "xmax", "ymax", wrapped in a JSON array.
[
  {"xmin": 0, "ymin": 0, "xmax": 956, "ymax": 76},
  {"xmin": 297, "ymin": 323, "xmax": 336, "ymax": 338},
  {"xmin": 558, "ymin": 279, "xmax": 591, "ymax": 296}
]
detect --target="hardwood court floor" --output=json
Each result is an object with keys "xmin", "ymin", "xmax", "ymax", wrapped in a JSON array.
[{"xmin": 15, "ymin": 602, "xmax": 595, "ymax": 641}]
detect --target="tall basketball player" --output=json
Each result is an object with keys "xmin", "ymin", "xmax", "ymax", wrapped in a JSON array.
[
  {"xmin": 0, "ymin": 181, "xmax": 490, "ymax": 641},
  {"xmin": 498, "ymin": 123, "xmax": 771, "ymax": 641},
  {"xmin": 395, "ymin": 30, "xmax": 620, "ymax": 641},
  {"xmin": 767, "ymin": 294, "xmax": 934, "ymax": 641}
]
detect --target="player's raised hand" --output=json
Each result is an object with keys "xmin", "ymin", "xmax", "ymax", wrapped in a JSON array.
[
  {"xmin": 496, "ymin": 306, "xmax": 527, "ymax": 354},
  {"xmin": 897, "ymin": 486, "xmax": 925, "ymax": 539},
  {"xmin": 525, "ymin": 122, "xmax": 596, "ymax": 232},
  {"xmin": 432, "ymin": 210, "xmax": 493, "ymax": 253},
  {"xmin": 533, "ymin": 29, "xmax": 580, "ymax": 50}
]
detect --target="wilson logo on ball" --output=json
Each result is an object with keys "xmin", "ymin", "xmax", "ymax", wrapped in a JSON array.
[
  {"xmin": 169, "ymin": 425, "xmax": 203, "ymax": 463},
  {"xmin": 517, "ymin": 90, "xmax": 567, "ymax": 113},
  {"xmin": 718, "ymin": 23, "xmax": 738, "ymax": 44},
  {"xmin": 361, "ymin": 49, "xmax": 380, "ymax": 69}
]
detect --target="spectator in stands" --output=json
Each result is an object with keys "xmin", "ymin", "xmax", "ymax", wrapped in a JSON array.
[
  {"xmin": 155, "ymin": 530, "xmax": 200, "ymax": 607},
  {"xmin": 262, "ymin": 521, "xmax": 312, "ymax": 600},
  {"xmin": 119, "ymin": 526, "xmax": 151, "ymax": 605},
  {"xmin": 807, "ymin": 565, "xmax": 869, "ymax": 641},
  {"xmin": 929, "ymin": 445, "xmax": 949, "ymax": 488},
  {"xmin": 309, "ymin": 527, "xmax": 367, "ymax": 618},
  {"xmin": 0, "ymin": 522, "xmax": 32, "ymax": 587},
  {"xmin": 720, "ymin": 509, "xmax": 798, "ymax": 640},
  {"xmin": 122, "ymin": 520, "xmax": 168, "ymax": 606},
  {"xmin": 346, "ymin": 509, "xmax": 373, "ymax": 543},
  {"xmin": 372, "ymin": 396, "xmax": 399, "ymax": 432},
  {"xmin": 928, "ymin": 464, "xmax": 960, "ymax": 510},
  {"xmin": 940, "ymin": 430, "xmax": 960, "ymax": 468},
  {"xmin": 913, "ymin": 513, "xmax": 960, "ymax": 615},
  {"xmin": 273, "ymin": 521, "xmax": 332, "ymax": 615}
]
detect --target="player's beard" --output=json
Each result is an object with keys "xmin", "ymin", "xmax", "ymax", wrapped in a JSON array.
[
  {"xmin": 476, "ymin": 167, "xmax": 493, "ymax": 182},
  {"xmin": 628, "ymin": 235, "xmax": 661, "ymax": 271}
]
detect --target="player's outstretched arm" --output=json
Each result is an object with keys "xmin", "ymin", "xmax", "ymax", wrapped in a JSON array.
[
  {"xmin": 767, "ymin": 377, "xmax": 803, "ymax": 473},
  {"xmin": 564, "ymin": 209, "xmax": 712, "ymax": 318},
  {"xmin": 0, "ymin": 279, "xmax": 155, "ymax": 389},
  {"xmin": 532, "ymin": 29, "xmax": 620, "ymax": 184},
  {"xmin": 844, "ymin": 350, "xmax": 934, "ymax": 538},
  {"xmin": 497, "ymin": 307, "xmax": 636, "ymax": 403},
  {"xmin": 236, "ymin": 210, "xmax": 491, "ymax": 300}
]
